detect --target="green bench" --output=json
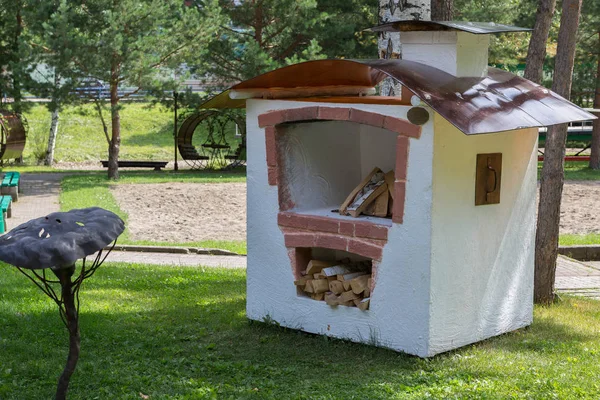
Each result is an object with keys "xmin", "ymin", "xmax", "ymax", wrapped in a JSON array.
[
  {"xmin": 1, "ymin": 172, "xmax": 20, "ymax": 201},
  {"xmin": 0, "ymin": 195, "xmax": 12, "ymax": 233}
]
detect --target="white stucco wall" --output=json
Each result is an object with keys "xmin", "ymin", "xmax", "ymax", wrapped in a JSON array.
[
  {"xmin": 246, "ymin": 99, "xmax": 435, "ymax": 356},
  {"xmin": 428, "ymin": 115, "xmax": 537, "ymax": 356},
  {"xmin": 401, "ymin": 31, "xmax": 490, "ymax": 78}
]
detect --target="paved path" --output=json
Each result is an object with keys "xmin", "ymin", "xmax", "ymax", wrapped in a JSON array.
[
  {"xmin": 103, "ymin": 251, "xmax": 246, "ymax": 268},
  {"xmin": 556, "ymin": 256, "xmax": 600, "ymax": 299},
  {"xmin": 10, "ymin": 173, "xmax": 62, "ymax": 229}
]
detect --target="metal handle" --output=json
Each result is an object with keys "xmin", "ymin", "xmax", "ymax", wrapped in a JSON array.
[{"xmin": 485, "ymin": 159, "xmax": 497, "ymax": 200}]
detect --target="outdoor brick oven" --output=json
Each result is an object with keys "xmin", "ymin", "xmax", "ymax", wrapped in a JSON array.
[{"xmin": 201, "ymin": 21, "xmax": 595, "ymax": 357}]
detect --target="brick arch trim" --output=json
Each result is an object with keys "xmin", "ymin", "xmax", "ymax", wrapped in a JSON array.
[
  {"xmin": 258, "ymin": 106, "xmax": 421, "ymax": 138},
  {"xmin": 259, "ymin": 106, "xmax": 421, "ymax": 224}
]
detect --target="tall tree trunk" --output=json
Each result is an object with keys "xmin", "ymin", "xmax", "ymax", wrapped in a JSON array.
[
  {"xmin": 588, "ymin": 32, "xmax": 600, "ymax": 170},
  {"xmin": 11, "ymin": 7, "xmax": 23, "ymax": 114},
  {"xmin": 524, "ymin": 0, "xmax": 557, "ymax": 83},
  {"xmin": 431, "ymin": 0, "xmax": 453, "ymax": 21},
  {"xmin": 45, "ymin": 74, "xmax": 62, "ymax": 166},
  {"xmin": 108, "ymin": 64, "xmax": 120, "ymax": 180},
  {"xmin": 378, "ymin": 0, "xmax": 431, "ymax": 97},
  {"xmin": 534, "ymin": 0, "xmax": 583, "ymax": 304},
  {"xmin": 45, "ymin": 107, "xmax": 59, "ymax": 166}
]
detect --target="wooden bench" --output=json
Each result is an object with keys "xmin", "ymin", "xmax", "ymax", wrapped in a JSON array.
[
  {"xmin": 1, "ymin": 172, "xmax": 20, "ymax": 201},
  {"xmin": 0, "ymin": 195, "xmax": 13, "ymax": 233},
  {"xmin": 100, "ymin": 160, "xmax": 168, "ymax": 171}
]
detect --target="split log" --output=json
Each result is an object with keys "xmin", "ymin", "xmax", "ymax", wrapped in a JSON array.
[
  {"xmin": 304, "ymin": 280, "xmax": 314, "ymax": 293},
  {"xmin": 294, "ymin": 278, "xmax": 309, "ymax": 288},
  {"xmin": 311, "ymin": 292, "xmax": 325, "ymax": 301},
  {"xmin": 350, "ymin": 275, "xmax": 370, "ymax": 294},
  {"xmin": 384, "ymin": 170, "xmax": 395, "ymax": 199},
  {"xmin": 364, "ymin": 190, "xmax": 389, "ymax": 217},
  {"xmin": 364, "ymin": 287, "xmax": 371, "ymax": 297},
  {"xmin": 339, "ymin": 301, "xmax": 355, "ymax": 307},
  {"xmin": 346, "ymin": 181, "xmax": 388, "ymax": 218},
  {"xmin": 338, "ymin": 272, "xmax": 367, "ymax": 281},
  {"xmin": 329, "ymin": 280, "xmax": 345, "ymax": 294},
  {"xmin": 305, "ymin": 260, "xmax": 335, "ymax": 275},
  {"xmin": 339, "ymin": 290, "xmax": 359, "ymax": 303},
  {"xmin": 322, "ymin": 265, "xmax": 354, "ymax": 277},
  {"xmin": 340, "ymin": 167, "xmax": 389, "ymax": 217},
  {"xmin": 312, "ymin": 279, "xmax": 330, "ymax": 294},
  {"xmin": 357, "ymin": 298, "xmax": 370, "ymax": 311},
  {"xmin": 325, "ymin": 292, "xmax": 341, "ymax": 306}
]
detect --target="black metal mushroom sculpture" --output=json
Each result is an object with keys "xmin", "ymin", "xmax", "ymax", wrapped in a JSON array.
[{"xmin": 0, "ymin": 207, "xmax": 125, "ymax": 400}]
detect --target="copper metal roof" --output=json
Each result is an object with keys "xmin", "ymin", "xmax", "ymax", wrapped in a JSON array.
[
  {"xmin": 370, "ymin": 20, "xmax": 532, "ymax": 34},
  {"xmin": 199, "ymin": 59, "xmax": 596, "ymax": 135}
]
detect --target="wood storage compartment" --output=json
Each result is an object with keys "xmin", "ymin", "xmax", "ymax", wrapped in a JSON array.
[{"xmin": 292, "ymin": 248, "xmax": 373, "ymax": 310}]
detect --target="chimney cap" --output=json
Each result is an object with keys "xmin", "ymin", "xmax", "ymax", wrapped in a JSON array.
[{"xmin": 370, "ymin": 20, "xmax": 531, "ymax": 35}]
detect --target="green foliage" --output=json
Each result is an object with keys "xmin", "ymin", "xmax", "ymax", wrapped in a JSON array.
[
  {"xmin": 40, "ymin": 0, "xmax": 223, "ymax": 90},
  {"xmin": 455, "ymin": 0, "xmax": 536, "ymax": 65},
  {"xmin": 0, "ymin": 0, "xmax": 38, "ymax": 113},
  {"xmin": 572, "ymin": 0, "xmax": 599, "ymax": 107},
  {"xmin": 198, "ymin": 0, "xmax": 377, "ymax": 82},
  {"xmin": 1, "ymin": 264, "xmax": 600, "ymax": 398}
]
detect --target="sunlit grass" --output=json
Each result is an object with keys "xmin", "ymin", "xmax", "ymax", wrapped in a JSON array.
[
  {"xmin": 560, "ymin": 233, "xmax": 600, "ymax": 246},
  {"xmin": 1, "ymin": 263, "xmax": 600, "ymax": 399}
]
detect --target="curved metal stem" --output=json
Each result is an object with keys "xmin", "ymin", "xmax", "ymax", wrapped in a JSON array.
[{"xmin": 53, "ymin": 266, "xmax": 79, "ymax": 400}]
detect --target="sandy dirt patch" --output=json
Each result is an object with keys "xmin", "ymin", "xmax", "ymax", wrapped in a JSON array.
[
  {"xmin": 111, "ymin": 182, "xmax": 246, "ymax": 243},
  {"xmin": 109, "ymin": 180, "xmax": 600, "ymax": 243},
  {"xmin": 559, "ymin": 182, "xmax": 600, "ymax": 235}
]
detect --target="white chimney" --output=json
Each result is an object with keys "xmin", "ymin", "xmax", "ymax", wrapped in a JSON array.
[{"xmin": 400, "ymin": 31, "xmax": 490, "ymax": 78}]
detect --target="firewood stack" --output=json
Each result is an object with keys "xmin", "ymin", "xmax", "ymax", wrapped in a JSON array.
[
  {"xmin": 294, "ymin": 259, "xmax": 372, "ymax": 310},
  {"xmin": 340, "ymin": 167, "xmax": 394, "ymax": 218}
]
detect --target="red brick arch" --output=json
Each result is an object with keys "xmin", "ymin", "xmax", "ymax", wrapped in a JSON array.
[{"xmin": 258, "ymin": 106, "xmax": 421, "ymax": 225}]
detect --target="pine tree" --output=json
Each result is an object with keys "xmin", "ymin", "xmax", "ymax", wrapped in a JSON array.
[
  {"xmin": 41, "ymin": 0, "xmax": 223, "ymax": 179},
  {"xmin": 198, "ymin": 0, "xmax": 377, "ymax": 83}
]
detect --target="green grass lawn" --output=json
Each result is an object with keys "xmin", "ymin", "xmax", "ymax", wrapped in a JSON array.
[
  {"xmin": 23, "ymin": 103, "xmax": 175, "ymax": 164},
  {"xmin": 21, "ymin": 103, "xmax": 244, "ymax": 165},
  {"xmin": 538, "ymin": 161, "xmax": 600, "ymax": 181},
  {"xmin": 1, "ymin": 263, "xmax": 600, "ymax": 399},
  {"xmin": 60, "ymin": 171, "xmax": 247, "ymax": 254}
]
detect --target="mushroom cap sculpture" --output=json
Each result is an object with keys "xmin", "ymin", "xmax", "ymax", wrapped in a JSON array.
[
  {"xmin": 0, "ymin": 207, "xmax": 124, "ymax": 400},
  {"xmin": 0, "ymin": 207, "xmax": 125, "ymax": 269}
]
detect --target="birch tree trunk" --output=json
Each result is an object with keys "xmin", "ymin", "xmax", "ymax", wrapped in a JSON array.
[
  {"xmin": 534, "ymin": 0, "xmax": 583, "ymax": 304},
  {"xmin": 378, "ymin": 0, "xmax": 431, "ymax": 97},
  {"xmin": 44, "ymin": 108, "xmax": 59, "ymax": 166},
  {"xmin": 108, "ymin": 63, "xmax": 121, "ymax": 180},
  {"xmin": 588, "ymin": 32, "xmax": 600, "ymax": 170},
  {"xmin": 524, "ymin": 0, "xmax": 557, "ymax": 83}
]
